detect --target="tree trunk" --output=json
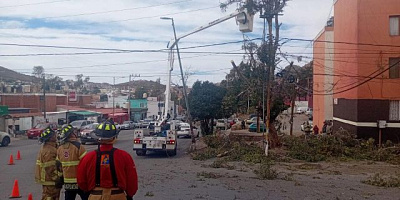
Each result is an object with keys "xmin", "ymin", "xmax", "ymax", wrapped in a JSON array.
[{"xmin": 268, "ymin": 120, "xmax": 281, "ymax": 148}]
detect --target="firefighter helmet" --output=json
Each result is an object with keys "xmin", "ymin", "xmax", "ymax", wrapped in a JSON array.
[
  {"xmin": 58, "ymin": 124, "xmax": 75, "ymax": 142},
  {"xmin": 94, "ymin": 120, "xmax": 118, "ymax": 139},
  {"xmin": 39, "ymin": 127, "xmax": 55, "ymax": 143}
]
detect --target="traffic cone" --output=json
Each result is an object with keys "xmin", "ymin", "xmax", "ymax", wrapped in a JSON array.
[
  {"xmin": 8, "ymin": 155, "xmax": 14, "ymax": 165},
  {"xmin": 9, "ymin": 180, "xmax": 22, "ymax": 198},
  {"xmin": 27, "ymin": 193, "xmax": 32, "ymax": 200},
  {"xmin": 16, "ymin": 151, "xmax": 21, "ymax": 160}
]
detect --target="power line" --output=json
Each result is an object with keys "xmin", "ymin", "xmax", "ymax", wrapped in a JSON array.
[
  {"xmin": 46, "ymin": 0, "xmax": 192, "ymax": 19},
  {"xmin": 283, "ymin": 37, "xmax": 400, "ymax": 48},
  {"xmin": 0, "ymin": 0, "xmax": 69, "ymax": 9},
  {"xmin": 107, "ymin": 5, "xmax": 220, "ymax": 23},
  {"xmin": 313, "ymin": 60, "xmax": 400, "ymax": 95}
]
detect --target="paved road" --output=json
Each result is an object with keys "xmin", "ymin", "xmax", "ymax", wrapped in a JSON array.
[{"xmin": 0, "ymin": 130, "xmax": 192, "ymax": 200}]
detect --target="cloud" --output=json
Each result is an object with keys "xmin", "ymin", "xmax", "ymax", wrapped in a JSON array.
[{"xmin": 0, "ymin": 0, "xmax": 333, "ymax": 85}]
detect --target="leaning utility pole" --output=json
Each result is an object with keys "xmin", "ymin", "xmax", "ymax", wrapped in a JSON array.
[
  {"xmin": 43, "ymin": 74, "xmax": 47, "ymax": 121},
  {"xmin": 113, "ymin": 77, "xmax": 115, "ymax": 118}
]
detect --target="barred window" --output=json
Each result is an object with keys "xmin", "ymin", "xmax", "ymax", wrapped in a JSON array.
[{"xmin": 390, "ymin": 101, "xmax": 400, "ymax": 121}]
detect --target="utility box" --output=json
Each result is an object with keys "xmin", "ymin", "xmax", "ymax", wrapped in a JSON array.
[{"xmin": 236, "ymin": 9, "xmax": 254, "ymax": 33}]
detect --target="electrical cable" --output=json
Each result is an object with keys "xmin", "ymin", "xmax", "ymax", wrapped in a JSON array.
[
  {"xmin": 0, "ymin": 0, "xmax": 69, "ymax": 9},
  {"xmin": 46, "ymin": 0, "xmax": 192, "ymax": 19}
]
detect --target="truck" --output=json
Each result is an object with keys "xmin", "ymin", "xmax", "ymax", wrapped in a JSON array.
[{"xmin": 132, "ymin": 5, "xmax": 253, "ymax": 157}]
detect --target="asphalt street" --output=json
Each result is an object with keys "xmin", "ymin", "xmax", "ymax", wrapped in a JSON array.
[{"xmin": 0, "ymin": 130, "xmax": 192, "ymax": 200}]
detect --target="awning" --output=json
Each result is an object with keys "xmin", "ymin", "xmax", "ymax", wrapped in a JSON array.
[{"xmin": 68, "ymin": 111, "xmax": 100, "ymax": 117}]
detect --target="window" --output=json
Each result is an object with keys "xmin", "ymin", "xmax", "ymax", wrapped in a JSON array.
[
  {"xmin": 390, "ymin": 16, "xmax": 400, "ymax": 36},
  {"xmin": 139, "ymin": 103, "xmax": 146, "ymax": 108},
  {"xmin": 390, "ymin": 101, "xmax": 400, "ymax": 121},
  {"xmin": 389, "ymin": 58, "xmax": 400, "ymax": 79}
]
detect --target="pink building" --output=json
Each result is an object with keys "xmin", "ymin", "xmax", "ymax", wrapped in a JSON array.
[{"xmin": 313, "ymin": 0, "xmax": 400, "ymax": 141}]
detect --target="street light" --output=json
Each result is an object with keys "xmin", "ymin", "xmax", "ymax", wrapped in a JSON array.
[{"xmin": 161, "ymin": 17, "xmax": 195, "ymax": 145}]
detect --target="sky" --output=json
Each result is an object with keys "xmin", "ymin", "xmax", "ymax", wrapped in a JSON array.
[{"xmin": 0, "ymin": 0, "xmax": 334, "ymax": 86}]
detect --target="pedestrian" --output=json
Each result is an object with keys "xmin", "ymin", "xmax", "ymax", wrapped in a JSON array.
[
  {"xmin": 241, "ymin": 120, "xmax": 245, "ymax": 130},
  {"xmin": 57, "ymin": 125, "xmax": 89, "ymax": 200},
  {"xmin": 77, "ymin": 120, "xmax": 138, "ymax": 200},
  {"xmin": 8, "ymin": 125, "xmax": 15, "ymax": 138},
  {"xmin": 313, "ymin": 125, "xmax": 319, "ymax": 135},
  {"xmin": 35, "ymin": 127, "xmax": 63, "ymax": 200}
]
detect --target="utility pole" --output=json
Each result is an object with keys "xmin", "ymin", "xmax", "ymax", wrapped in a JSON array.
[
  {"xmin": 128, "ymin": 75, "xmax": 131, "ymax": 121},
  {"xmin": 128, "ymin": 74, "xmax": 140, "ymax": 121},
  {"xmin": 161, "ymin": 17, "xmax": 195, "ymax": 146},
  {"xmin": 289, "ymin": 83, "xmax": 296, "ymax": 136},
  {"xmin": 113, "ymin": 77, "xmax": 115, "ymax": 119},
  {"xmin": 43, "ymin": 74, "xmax": 47, "ymax": 121}
]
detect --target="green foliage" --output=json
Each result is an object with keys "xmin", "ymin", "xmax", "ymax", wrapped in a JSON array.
[
  {"xmin": 283, "ymin": 136, "xmax": 400, "ymax": 163},
  {"xmin": 189, "ymin": 81, "xmax": 226, "ymax": 120},
  {"xmin": 362, "ymin": 173, "xmax": 400, "ymax": 187},
  {"xmin": 254, "ymin": 160, "xmax": 278, "ymax": 180}
]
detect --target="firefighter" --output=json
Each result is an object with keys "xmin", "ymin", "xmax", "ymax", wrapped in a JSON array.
[
  {"xmin": 35, "ymin": 127, "xmax": 63, "ymax": 200},
  {"xmin": 57, "ymin": 124, "xmax": 89, "ymax": 200},
  {"xmin": 77, "ymin": 120, "xmax": 138, "ymax": 200}
]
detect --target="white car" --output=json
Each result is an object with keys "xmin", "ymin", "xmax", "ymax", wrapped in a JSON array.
[
  {"xmin": 296, "ymin": 107, "xmax": 308, "ymax": 114},
  {"xmin": 0, "ymin": 131, "xmax": 11, "ymax": 147},
  {"xmin": 177, "ymin": 123, "xmax": 200, "ymax": 138},
  {"xmin": 216, "ymin": 119, "xmax": 228, "ymax": 130}
]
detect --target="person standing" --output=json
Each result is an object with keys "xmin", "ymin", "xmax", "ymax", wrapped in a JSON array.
[
  {"xmin": 35, "ymin": 127, "xmax": 63, "ymax": 200},
  {"xmin": 57, "ymin": 125, "xmax": 89, "ymax": 200},
  {"xmin": 313, "ymin": 125, "xmax": 319, "ymax": 135},
  {"xmin": 77, "ymin": 120, "xmax": 138, "ymax": 200}
]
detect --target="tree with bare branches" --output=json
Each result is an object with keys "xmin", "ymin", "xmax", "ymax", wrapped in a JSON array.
[{"xmin": 221, "ymin": 0, "xmax": 289, "ymax": 148}]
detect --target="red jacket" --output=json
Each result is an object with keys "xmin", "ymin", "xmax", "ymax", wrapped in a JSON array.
[{"xmin": 77, "ymin": 144, "xmax": 138, "ymax": 197}]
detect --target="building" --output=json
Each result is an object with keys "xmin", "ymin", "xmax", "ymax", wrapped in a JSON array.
[
  {"xmin": 313, "ymin": 0, "xmax": 400, "ymax": 141},
  {"xmin": 146, "ymin": 97, "xmax": 176, "ymax": 120},
  {"xmin": 0, "ymin": 93, "xmax": 92, "ymax": 113},
  {"xmin": 129, "ymin": 98, "xmax": 148, "ymax": 122}
]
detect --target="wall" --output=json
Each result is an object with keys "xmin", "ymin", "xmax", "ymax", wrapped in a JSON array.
[
  {"xmin": 313, "ymin": 29, "xmax": 327, "ymax": 130},
  {"xmin": 129, "ymin": 99, "xmax": 147, "ymax": 108},
  {"xmin": 333, "ymin": 0, "xmax": 360, "ymax": 100}
]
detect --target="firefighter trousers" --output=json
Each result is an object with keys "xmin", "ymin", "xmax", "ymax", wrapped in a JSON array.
[
  {"xmin": 42, "ymin": 185, "xmax": 61, "ymax": 200},
  {"xmin": 89, "ymin": 187, "xmax": 126, "ymax": 200}
]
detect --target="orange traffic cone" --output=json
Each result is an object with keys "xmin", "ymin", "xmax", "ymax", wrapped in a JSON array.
[
  {"xmin": 27, "ymin": 193, "xmax": 32, "ymax": 200},
  {"xmin": 8, "ymin": 154, "xmax": 14, "ymax": 165},
  {"xmin": 9, "ymin": 180, "xmax": 22, "ymax": 198},
  {"xmin": 16, "ymin": 151, "xmax": 21, "ymax": 160}
]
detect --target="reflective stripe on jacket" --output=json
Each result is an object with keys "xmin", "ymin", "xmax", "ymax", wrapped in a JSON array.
[
  {"xmin": 57, "ymin": 139, "xmax": 87, "ymax": 184},
  {"xmin": 35, "ymin": 142, "xmax": 60, "ymax": 186}
]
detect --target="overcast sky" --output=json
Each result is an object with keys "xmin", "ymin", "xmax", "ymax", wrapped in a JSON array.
[{"xmin": 0, "ymin": 0, "xmax": 334, "ymax": 86}]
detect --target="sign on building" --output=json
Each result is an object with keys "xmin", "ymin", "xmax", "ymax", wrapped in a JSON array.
[
  {"xmin": 69, "ymin": 91, "xmax": 77, "ymax": 102},
  {"xmin": 0, "ymin": 105, "xmax": 9, "ymax": 116}
]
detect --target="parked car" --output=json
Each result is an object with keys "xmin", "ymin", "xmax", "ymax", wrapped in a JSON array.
[
  {"xmin": 249, "ymin": 123, "xmax": 266, "ymax": 132},
  {"xmin": 27, "ymin": 123, "xmax": 58, "ymax": 139},
  {"xmin": 0, "ymin": 131, "xmax": 11, "ymax": 147},
  {"xmin": 122, "ymin": 121, "xmax": 135, "ymax": 130},
  {"xmin": 296, "ymin": 107, "xmax": 308, "ymax": 114},
  {"xmin": 246, "ymin": 117, "xmax": 260, "ymax": 125},
  {"xmin": 70, "ymin": 120, "xmax": 93, "ymax": 130},
  {"xmin": 216, "ymin": 119, "xmax": 228, "ymax": 130},
  {"xmin": 177, "ymin": 123, "xmax": 200, "ymax": 138},
  {"xmin": 79, "ymin": 123, "xmax": 99, "ymax": 144}
]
